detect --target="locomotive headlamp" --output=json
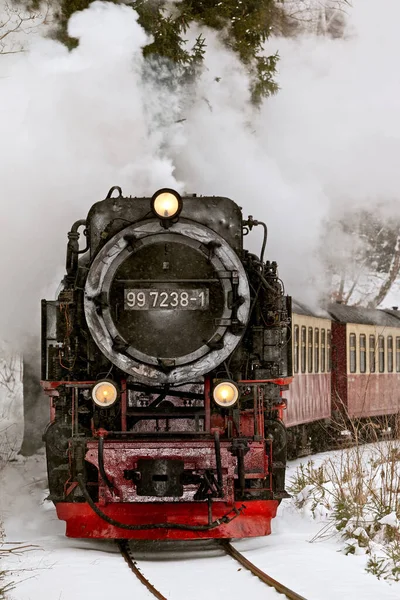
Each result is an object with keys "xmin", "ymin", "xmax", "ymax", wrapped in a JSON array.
[
  {"xmin": 151, "ymin": 189, "xmax": 182, "ymax": 219},
  {"xmin": 92, "ymin": 381, "xmax": 118, "ymax": 408},
  {"xmin": 213, "ymin": 381, "xmax": 239, "ymax": 408}
]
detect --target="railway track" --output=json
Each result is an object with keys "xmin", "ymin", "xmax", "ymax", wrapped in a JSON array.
[
  {"xmin": 220, "ymin": 540, "xmax": 307, "ymax": 600},
  {"xmin": 117, "ymin": 540, "xmax": 168, "ymax": 600},
  {"xmin": 117, "ymin": 539, "xmax": 308, "ymax": 600}
]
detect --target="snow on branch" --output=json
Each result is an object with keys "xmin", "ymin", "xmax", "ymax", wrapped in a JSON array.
[
  {"xmin": 283, "ymin": 0, "xmax": 351, "ymax": 36},
  {"xmin": 368, "ymin": 234, "xmax": 400, "ymax": 308},
  {"xmin": 0, "ymin": 1, "xmax": 50, "ymax": 55}
]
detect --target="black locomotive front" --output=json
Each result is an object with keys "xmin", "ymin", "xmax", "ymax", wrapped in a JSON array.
[
  {"xmin": 41, "ymin": 187, "xmax": 292, "ymax": 540},
  {"xmin": 84, "ymin": 189, "xmax": 251, "ymax": 385}
]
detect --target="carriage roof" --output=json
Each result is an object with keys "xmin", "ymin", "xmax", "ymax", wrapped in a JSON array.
[{"xmin": 327, "ymin": 303, "xmax": 400, "ymax": 327}]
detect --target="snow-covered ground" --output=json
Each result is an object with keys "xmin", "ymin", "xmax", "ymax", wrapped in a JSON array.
[{"xmin": 1, "ymin": 450, "xmax": 400, "ymax": 600}]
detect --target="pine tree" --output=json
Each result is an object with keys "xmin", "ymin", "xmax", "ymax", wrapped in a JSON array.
[{"xmin": 53, "ymin": 0, "xmax": 281, "ymax": 105}]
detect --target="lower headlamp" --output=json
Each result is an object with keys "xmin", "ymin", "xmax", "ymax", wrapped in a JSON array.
[
  {"xmin": 92, "ymin": 380, "xmax": 118, "ymax": 408},
  {"xmin": 213, "ymin": 381, "xmax": 239, "ymax": 408}
]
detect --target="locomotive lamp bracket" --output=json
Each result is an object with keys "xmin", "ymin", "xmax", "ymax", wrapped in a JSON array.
[{"xmin": 159, "ymin": 216, "xmax": 178, "ymax": 230}]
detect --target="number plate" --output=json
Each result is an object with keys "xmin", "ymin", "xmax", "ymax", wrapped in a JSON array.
[{"xmin": 124, "ymin": 288, "xmax": 209, "ymax": 310}]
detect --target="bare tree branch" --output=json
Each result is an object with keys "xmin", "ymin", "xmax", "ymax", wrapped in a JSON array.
[
  {"xmin": 283, "ymin": 0, "xmax": 351, "ymax": 36},
  {"xmin": 0, "ymin": 1, "xmax": 50, "ymax": 55},
  {"xmin": 368, "ymin": 235, "xmax": 400, "ymax": 308},
  {"xmin": 343, "ymin": 256, "xmax": 370, "ymax": 305}
]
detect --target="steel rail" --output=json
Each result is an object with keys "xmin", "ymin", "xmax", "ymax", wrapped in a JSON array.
[
  {"xmin": 220, "ymin": 540, "xmax": 308, "ymax": 600},
  {"xmin": 117, "ymin": 540, "xmax": 168, "ymax": 600},
  {"xmin": 118, "ymin": 538, "xmax": 308, "ymax": 600}
]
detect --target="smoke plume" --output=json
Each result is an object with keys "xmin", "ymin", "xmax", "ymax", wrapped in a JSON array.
[{"xmin": 0, "ymin": 0, "xmax": 399, "ymax": 345}]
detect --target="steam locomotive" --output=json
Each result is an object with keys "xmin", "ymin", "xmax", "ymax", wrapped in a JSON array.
[{"xmin": 41, "ymin": 187, "xmax": 292, "ymax": 539}]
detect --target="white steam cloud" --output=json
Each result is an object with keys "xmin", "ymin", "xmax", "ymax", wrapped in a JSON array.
[
  {"xmin": 0, "ymin": 2, "xmax": 180, "ymax": 343},
  {"xmin": 0, "ymin": 0, "xmax": 399, "ymax": 346}
]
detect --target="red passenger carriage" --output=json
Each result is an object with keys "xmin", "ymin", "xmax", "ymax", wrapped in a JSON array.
[
  {"xmin": 328, "ymin": 304, "xmax": 400, "ymax": 433},
  {"xmin": 285, "ymin": 302, "xmax": 332, "ymax": 456},
  {"xmin": 286, "ymin": 302, "xmax": 400, "ymax": 456}
]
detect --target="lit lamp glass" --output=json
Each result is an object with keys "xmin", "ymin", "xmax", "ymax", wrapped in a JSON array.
[
  {"xmin": 213, "ymin": 381, "xmax": 239, "ymax": 408},
  {"xmin": 92, "ymin": 381, "xmax": 118, "ymax": 408},
  {"xmin": 151, "ymin": 189, "xmax": 182, "ymax": 219}
]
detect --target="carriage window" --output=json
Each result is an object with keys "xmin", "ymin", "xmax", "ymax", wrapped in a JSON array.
[
  {"xmin": 396, "ymin": 337, "xmax": 400, "ymax": 373},
  {"xmin": 359, "ymin": 334, "xmax": 366, "ymax": 373},
  {"xmin": 369, "ymin": 335, "xmax": 376, "ymax": 373},
  {"xmin": 321, "ymin": 329, "xmax": 326, "ymax": 373},
  {"xmin": 308, "ymin": 327, "xmax": 313, "ymax": 373},
  {"xmin": 349, "ymin": 333, "xmax": 356, "ymax": 373},
  {"xmin": 378, "ymin": 335, "xmax": 385, "ymax": 373},
  {"xmin": 294, "ymin": 325, "xmax": 299, "ymax": 374},
  {"xmin": 388, "ymin": 336, "xmax": 393, "ymax": 373},
  {"xmin": 314, "ymin": 328, "xmax": 319, "ymax": 373},
  {"xmin": 327, "ymin": 330, "xmax": 331, "ymax": 372},
  {"xmin": 301, "ymin": 326, "xmax": 306, "ymax": 373}
]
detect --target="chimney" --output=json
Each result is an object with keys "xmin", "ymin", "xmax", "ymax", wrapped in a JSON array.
[{"xmin": 392, "ymin": 306, "xmax": 398, "ymax": 311}]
